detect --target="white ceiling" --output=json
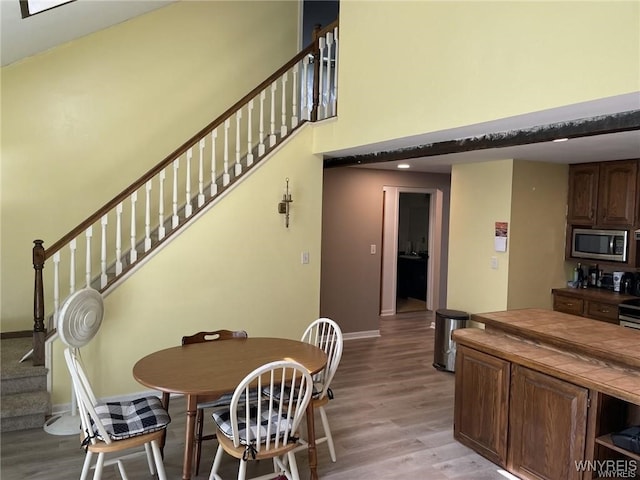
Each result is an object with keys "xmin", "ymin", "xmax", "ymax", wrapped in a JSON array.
[
  {"xmin": 2, "ymin": 0, "xmax": 639, "ymax": 174},
  {"xmin": 0, "ymin": 0, "xmax": 175, "ymax": 67}
]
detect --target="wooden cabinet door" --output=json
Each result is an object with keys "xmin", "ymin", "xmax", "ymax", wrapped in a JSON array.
[
  {"xmin": 597, "ymin": 159, "xmax": 637, "ymax": 226},
  {"xmin": 508, "ymin": 365, "xmax": 588, "ymax": 480},
  {"xmin": 567, "ymin": 164, "xmax": 599, "ymax": 225},
  {"xmin": 454, "ymin": 345, "xmax": 510, "ymax": 467}
]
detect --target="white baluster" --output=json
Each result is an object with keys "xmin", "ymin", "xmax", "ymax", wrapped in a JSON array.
[
  {"xmin": 223, "ymin": 119, "xmax": 230, "ymax": 186},
  {"xmin": 69, "ymin": 239, "xmax": 77, "ymax": 294},
  {"xmin": 85, "ymin": 226, "xmax": 92, "ymax": 287},
  {"xmin": 326, "ymin": 32, "xmax": 334, "ymax": 119},
  {"xmin": 130, "ymin": 191, "xmax": 138, "ymax": 263},
  {"xmin": 291, "ymin": 64, "xmax": 299, "ymax": 129},
  {"xmin": 302, "ymin": 55, "xmax": 311, "ymax": 121},
  {"xmin": 235, "ymin": 110, "xmax": 243, "ymax": 176},
  {"xmin": 158, "ymin": 169, "xmax": 166, "ymax": 240},
  {"xmin": 185, "ymin": 149, "xmax": 193, "ymax": 218},
  {"xmin": 318, "ymin": 36, "xmax": 327, "ymax": 120},
  {"xmin": 100, "ymin": 215, "xmax": 108, "ymax": 288},
  {"xmin": 269, "ymin": 82, "xmax": 277, "ymax": 147},
  {"xmin": 331, "ymin": 27, "xmax": 339, "ymax": 116},
  {"xmin": 198, "ymin": 139, "xmax": 205, "ymax": 207},
  {"xmin": 246, "ymin": 99, "xmax": 254, "ymax": 167},
  {"xmin": 115, "ymin": 203, "xmax": 123, "ymax": 275},
  {"xmin": 258, "ymin": 91, "xmax": 266, "ymax": 156},
  {"xmin": 53, "ymin": 252, "xmax": 60, "ymax": 325},
  {"xmin": 280, "ymin": 72, "xmax": 288, "ymax": 137},
  {"xmin": 172, "ymin": 159, "xmax": 179, "ymax": 228},
  {"xmin": 144, "ymin": 180, "xmax": 152, "ymax": 252},
  {"xmin": 211, "ymin": 129, "xmax": 218, "ymax": 196}
]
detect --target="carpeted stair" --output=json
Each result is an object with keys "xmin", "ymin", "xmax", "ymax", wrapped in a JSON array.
[{"xmin": 1, "ymin": 336, "xmax": 50, "ymax": 432}]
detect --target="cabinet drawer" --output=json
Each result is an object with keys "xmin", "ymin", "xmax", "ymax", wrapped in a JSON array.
[
  {"xmin": 586, "ymin": 301, "xmax": 619, "ymax": 323},
  {"xmin": 553, "ymin": 295, "xmax": 584, "ymax": 316}
]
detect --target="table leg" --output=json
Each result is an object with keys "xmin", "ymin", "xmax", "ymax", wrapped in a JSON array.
[
  {"xmin": 160, "ymin": 392, "xmax": 171, "ymax": 456},
  {"xmin": 183, "ymin": 394, "xmax": 198, "ymax": 480},
  {"xmin": 306, "ymin": 402, "xmax": 319, "ymax": 480}
]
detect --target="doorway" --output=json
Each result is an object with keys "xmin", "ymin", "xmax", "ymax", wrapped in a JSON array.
[
  {"xmin": 396, "ymin": 192, "xmax": 430, "ymax": 313},
  {"xmin": 380, "ymin": 186, "xmax": 443, "ymax": 316}
]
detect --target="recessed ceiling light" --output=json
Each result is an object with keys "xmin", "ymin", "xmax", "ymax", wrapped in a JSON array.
[
  {"xmin": 552, "ymin": 138, "xmax": 569, "ymax": 143},
  {"xmin": 397, "ymin": 164, "xmax": 410, "ymax": 169}
]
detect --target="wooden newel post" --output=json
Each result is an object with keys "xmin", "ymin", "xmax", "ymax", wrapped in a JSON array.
[
  {"xmin": 311, "ymin": 24, "xmax": 322, "ymax": 122},
  {"xmin": 32, "ymin": 239, "xmax": 46, "ymax": 366}
]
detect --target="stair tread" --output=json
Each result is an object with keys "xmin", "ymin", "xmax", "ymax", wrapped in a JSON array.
[
  {"xmin": 0, "ymin": 391, "xmax": 50, "ymax": 417},
  {"xmin": 1, "ymin": 338, "xmax": 48, "ymax": 380}
]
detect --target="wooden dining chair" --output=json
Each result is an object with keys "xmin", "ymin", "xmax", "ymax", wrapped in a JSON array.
[
  {"xmin": 208, "ymin": 360, "xmax": 313, "ymax": 480},
  {"xmin": 295, "ymin": 317, "xmax": 343, "ymax": 462},
  {"xmin": 181, "ymin": 329, "xmax": 249, "ymax": 475},
  {"xmin": 64, "ymin": 347, "xmax": 170, "ymax": 480}
]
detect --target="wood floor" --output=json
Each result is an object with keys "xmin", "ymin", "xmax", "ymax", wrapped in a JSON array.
[{"xmin": 0, "ymin": 312, "xmax": 506, "ymax": 480}]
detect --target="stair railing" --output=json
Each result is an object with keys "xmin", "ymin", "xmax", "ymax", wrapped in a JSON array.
[{"xmin": 31, "ymin": 21, "xmax": 338, "ymax": 366}]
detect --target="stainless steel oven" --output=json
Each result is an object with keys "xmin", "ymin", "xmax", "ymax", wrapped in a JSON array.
[{"xmin": 618, "ymin": 299, "xmax": 640, "ymax": 330}]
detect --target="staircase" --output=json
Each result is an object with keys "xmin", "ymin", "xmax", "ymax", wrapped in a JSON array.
[
  {"xmin": 0, "ymin": 337, "xmax": 50, "ymax": 432},
  {"xmin": 3, "ymin": 21, "xmax": 339, "ymax": 432}
]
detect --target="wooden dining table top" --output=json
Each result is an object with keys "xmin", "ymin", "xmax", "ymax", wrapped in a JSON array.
[{"xmin": 132, "ymin": 336, "xmax": 328, "ymax": 397}]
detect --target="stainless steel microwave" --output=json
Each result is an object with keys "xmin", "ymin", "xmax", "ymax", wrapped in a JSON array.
[{"xmin": 571, "ymin": 228, "xmax": 628, "ymax": 262}]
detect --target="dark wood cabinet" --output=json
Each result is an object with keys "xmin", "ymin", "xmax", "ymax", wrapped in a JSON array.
[
  {"xmin": 567, "ymin": 160, "xmax": 638, "ymax": 228},
  {"xmin": 454, "ymin": 345, "xmax": 510, "ymax": 467},
  {"xmin": 551, "ymin": 289, "xmax": 635, "ymax": 325},
  {"xmin": 508, "ymin": 365, "xmax": 589, "ymax": 480},
  {"xmin": 597, "ymin": 160, "xmax": 637, "ymax": 227},
  {"xmin": 568, "ymin": 163, "xmax": 599, "ymax": 225}
]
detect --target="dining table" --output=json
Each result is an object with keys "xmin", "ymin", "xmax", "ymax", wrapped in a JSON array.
[{"xmin": 132, "ymin": 336, "xmax": 328, "ymax": 480}]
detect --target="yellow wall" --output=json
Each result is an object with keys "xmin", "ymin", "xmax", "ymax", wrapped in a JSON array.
[
  {"xmin": 447, "ymin": 160, "xmax": 513, "ymax": 314},
  {"xmin": 314, "ymin": 0, "xmax": 640, "ymax": 153},
  {"xmin": 50, "ymin": 126, "xmax": 323, "ymax": 403},
  {"xmin": 1, "ymin": 1, "xmax": 299, "ymax": 331},
  {"xmin": 507, "ymin": 161, "xmax": 569, "ymax": 310},
  {"xmin": 447, "ymin": 159, "xmax": 570, "ymax": 317}
]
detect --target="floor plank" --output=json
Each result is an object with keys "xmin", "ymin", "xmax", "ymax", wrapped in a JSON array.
[{"xmin": 0, "ymin": 312, "xmax": 505, "ymax": 479}]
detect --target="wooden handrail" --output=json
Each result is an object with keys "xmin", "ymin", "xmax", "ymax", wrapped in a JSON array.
[
  {"xmin": 32, "ymin": 20, "xmax": 339, "ymax": 367},
  {"xmin": 44, "ymin": 19, "xmax": 339, "ymax": 260}
]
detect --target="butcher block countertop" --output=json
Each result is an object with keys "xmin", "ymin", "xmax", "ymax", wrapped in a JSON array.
[{"xmin": 453, "ymin": 308, "xmax": 640, "ymax": 405}]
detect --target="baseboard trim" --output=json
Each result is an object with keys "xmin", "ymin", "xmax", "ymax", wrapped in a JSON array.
[{"xmin": 343, "ymin": 330, "xmax": 380, "ymax": 340}]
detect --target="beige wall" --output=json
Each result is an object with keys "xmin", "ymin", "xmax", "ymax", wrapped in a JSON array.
[
  {"xmin": 320, "ymin": 167, "xmax": 451, "ymax": 333},
  {"xmin": 447, "ymin": 160, "xmax": 569, "ymax": 317},
  {"xmin": 50, "ymin": 126, "xmax": 323, "ymax": 404},
  {"xmin": 507, "ymin": 161, "xmax": 569, "ymax": 310},
  {"xmin": 1, "ymin": 1, "xmax": 300, "ymax": 331},
  {"xmin": 447, "ymin": 160, "xmax": 513, "ymax": 314},
  {"xmin": 314, "ymin": 0, "xmax": 639, "ymax": 154}
]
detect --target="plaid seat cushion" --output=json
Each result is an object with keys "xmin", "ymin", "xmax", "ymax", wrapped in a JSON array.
[
  {"xmin": 92, "ymin": 396, "xmax": 171, "ymax": 441},
  {"xmin": 212, "ymin": 401, "xmax": 293, "ymax": 446},
  {"xmin": 262, "ymin": 382, "xmax": 323, "ymax": 401},
  {"xmin": 197, "ymin": 387, "xmax": 260, "ymax": 410}
]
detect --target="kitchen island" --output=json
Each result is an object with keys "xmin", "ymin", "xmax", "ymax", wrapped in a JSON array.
[{"xmin": 452, "ymin": 308, "xmax": 640, "ymax": 480}]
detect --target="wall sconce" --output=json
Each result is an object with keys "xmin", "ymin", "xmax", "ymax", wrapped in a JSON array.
[{"xmin": 278, "ymin": 177, "xmax": 293, "ymax": 227}]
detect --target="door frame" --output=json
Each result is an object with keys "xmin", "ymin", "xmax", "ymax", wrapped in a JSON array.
[{"xmin": 381, "ymin": 186, "xmax": 443, "ymax": 315}]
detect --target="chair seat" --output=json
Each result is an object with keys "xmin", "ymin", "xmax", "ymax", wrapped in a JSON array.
[
  {"xmin": 92, "ymin": 396, "xmax": 170, "ymax": 441},
  {"xmin": 197, "ymin": 388, "xmax": 260, "ymax": 410},
  {"xmin": 262, "ymin": 382, "xmax": 326, "ymax": 401},
  {"xmin": 212, "ymin": 401, "xmax": 294, "ymax": 446}
]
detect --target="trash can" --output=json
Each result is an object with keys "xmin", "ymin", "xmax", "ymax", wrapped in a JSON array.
[{"xmin": 433, "ymin": 309, "xmax": 469, "ymax": 372}]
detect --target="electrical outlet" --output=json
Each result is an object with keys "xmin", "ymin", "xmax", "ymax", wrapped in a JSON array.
[{"xmin": 491, "ymin": 256, "xmax": 498, "ymax": 269}]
